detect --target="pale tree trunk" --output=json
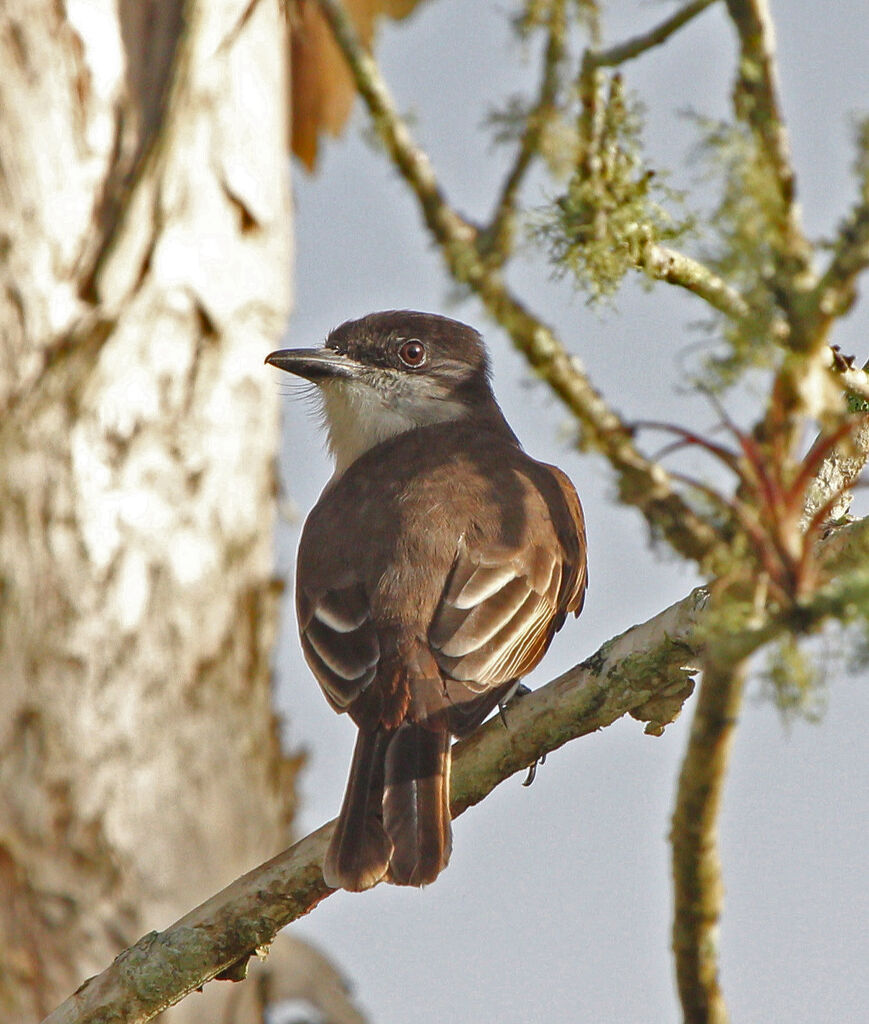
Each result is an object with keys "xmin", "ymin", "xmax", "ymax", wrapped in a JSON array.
[{"xmin": 0, "ymin": 2, "xmax": 329, "ymax": 1021}]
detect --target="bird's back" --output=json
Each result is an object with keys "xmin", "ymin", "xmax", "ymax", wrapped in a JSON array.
[{"xmin": 297, "ymin": 420, "xmax": 587, "ymax": 734}]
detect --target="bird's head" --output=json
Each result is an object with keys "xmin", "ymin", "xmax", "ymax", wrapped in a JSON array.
[{"xmin": 266, "ymin": 310, "xmax": 507, "ymax": 474}]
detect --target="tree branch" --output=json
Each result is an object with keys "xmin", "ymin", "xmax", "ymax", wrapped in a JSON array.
[
  {"xmin": 640, "ymin": 243, "xmax": 794, "ymax": 344},
  {"xmin": 45, "ymin": 512, "xmax": 869, "ymax": 1024},
  {"xmin": 723, "ymin": 0, "xmax": 811, "ymax": 275},
  {"xmin": 802, "ymin": 392, "xmax": 869, "ymax": 525},
  {"xmin": 641, "ymin": 244, "xmax": 747, "ymax": 319},
  {"xmin": 586, "ymin": 0, "xmax": 718, "ymax": 69},
  {"xmin": 45, "ymin": 587, "xmax": 709, "ymax": 1024},
  {"xmin": 813, "ymin": 199, "xmax": 869, "ymax": 330},
  {"xmin": 669, "ymin": 526, "xmax": 869, "ymax": 1023},
  {"xmin": 315, "ymin": 0, "xmax": 724, "ymax": 567},
  {"xmin": 669, "ymin": 438, "xmax": 869, "ymax": 1024},
  {"xmin": 671, "ymin": 655, "xmax": 746, "ymax": 1024},
  {"xmin": 836, "ymin": 358, "xmax": 869, "ymax": 405},
  {"xmin": 482, "ymin": 0, "xmax": 568, "ymax": 264}
]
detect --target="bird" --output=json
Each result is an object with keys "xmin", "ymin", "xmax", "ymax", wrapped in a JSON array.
[{"xmin": 266, "ymin": 310, "xmax": 587, "ymax": 891}]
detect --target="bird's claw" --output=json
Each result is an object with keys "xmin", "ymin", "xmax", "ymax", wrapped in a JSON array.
[
  {"xmin": 497, "ymin": 683, "xmax": 532, "ymax": 729},
  {"xmin": 522, "ymin": 753, "xmax": 546, "ymax": 787}
]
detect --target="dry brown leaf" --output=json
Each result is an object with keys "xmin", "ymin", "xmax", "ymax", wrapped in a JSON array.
[{"xmin": 289, "ymin": 0, "xmax": 424, "ymax": 170}]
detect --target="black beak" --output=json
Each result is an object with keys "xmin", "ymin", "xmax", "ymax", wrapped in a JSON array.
[{"xmin": 264, "ymin": 347, "xmax": 362, "ymax": 381}]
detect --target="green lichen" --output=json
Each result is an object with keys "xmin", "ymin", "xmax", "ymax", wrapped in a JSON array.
[
  {"xmin": 686, "ymin": 115, "xmax": 789, "ymax": 387},
  {"xmin": 761, "ymin": 634, "xmax": 826, "ymax": 723},
  {"xmin": 533, "ymin": 71, "xmax": 690, "ymax": 301}
]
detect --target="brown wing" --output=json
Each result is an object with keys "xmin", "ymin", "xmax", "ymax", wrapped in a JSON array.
[
  {"xmin": 298, "ymin": 452, "xmax": 587, "ymax": 731},
  {"xmin": 545, "ymin": 463, "xmax": 588, "ymax": 621},
  {"xmin": 428, "ymin": 535, "xmax": 564, "ymax": 687},
  {"xmin": 429, "ymin": 458, "xmax": 586, "ymax": 685},
  {"xmin": 298, "ymin": 531, "xmax": 571, "ymax": 731},
  {"xmin": 297, "ymin": 578, "xmax": 380, "ymax": 712}
]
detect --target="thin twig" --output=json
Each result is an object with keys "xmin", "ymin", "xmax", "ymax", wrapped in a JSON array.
[
  {"xmin": 671, "ymin": 655, "xmax": 746, "ymax": 1024},
  {"xmin": 813, "ymin": 200, "xmax": 869, "ymax": 330},
  {"xmin": 483, "ymin": 0, "xmax": 568, "ymax": 263},
  {"xmin": 587, "ymin": 0, "xmax": 718, "ymax": 69},
  {"xmin": 643, "ymin": 243, "xmax": 759, "ymax": 328},
  {"xmin": 315, "ymin": 0, "xmax": 724, "ymax": 567},
  {"xmin": 723, "ymin": 0, "xmax": 811, "ymax": 275}
]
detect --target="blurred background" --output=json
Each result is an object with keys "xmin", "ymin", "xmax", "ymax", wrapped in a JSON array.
[{"xmin": 271, "ymin": 1, "xmax": 868, "ymax": 1021}]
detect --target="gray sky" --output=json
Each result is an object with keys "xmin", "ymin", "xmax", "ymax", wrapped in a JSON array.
[{"xmin": 272, "ymin": 2, "xmax": 868, "ymax": 1020}]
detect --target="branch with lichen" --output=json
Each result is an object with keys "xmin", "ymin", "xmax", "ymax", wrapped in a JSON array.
[
  {"xmin": 640, "ymin": 242, "xmax": 777, "ymax": 332},
  {"xmin": 551, "ymin": 14, "xmax": 785, "ymax": 337},
  {"xmin": 815, "ymin": 202, "xmax": 869, "ymax": 325},
  {"xmin": 42, "ymin": 517, "xmax": 869, "ymax": 1024},
  {"xmin": 44, "ymin": 588, "xmax": 708, "ymax": 1024},
  {"xmin": 668, "ymin": 510, "xmax": 869, "ymax": 1024},
  {"xmin": 316, "ymin": 0, "xmax": 723, "ymax": 567},
  {"xmin": 723, "ymin": 0, "xmax": 811, "ymax": 275},
  {"xmin": 548, "ymin": 58, "xmax": 694, "ymax": 300},
  {"xmin": 836, "ymin": 359, "xmax": 869, "ymax": 407},
  {"xmin": 713, "ymin": 1, "xmax": 867, "ymax": 483},
  {"xmin": 671, "ymin": 651, "xmax": 745, "ymax": 1024},
  {"xmin": 802, "ymin": 382, "xmax": 869, "ymax": 525},
  {"xmin": 664, "ymin": 405, "xmax": 869, "ymax": 1024},
  {"xmin": 811, "ymin": 123, "xmax": 869, "ymax": 333}
]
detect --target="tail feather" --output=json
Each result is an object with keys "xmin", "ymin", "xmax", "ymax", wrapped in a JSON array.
[
  {"xmin": 323, "ymin": 729, "xmax": 392, "ymax": 892},
  {"xmin": 383, "ymin": 724, "xmax": 452, "ymax": 886}
]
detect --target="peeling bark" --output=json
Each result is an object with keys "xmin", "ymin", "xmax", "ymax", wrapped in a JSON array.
[{"xmin": 0, "ymin": 2, "xmax": 300, "ymax": 1020}]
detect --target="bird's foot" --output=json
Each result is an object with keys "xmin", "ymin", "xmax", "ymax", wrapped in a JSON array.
[{"xmin": 522, "ymin": 754, "xmax": 547, "ymax": 787}]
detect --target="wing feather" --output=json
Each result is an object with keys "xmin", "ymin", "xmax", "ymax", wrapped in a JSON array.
[
  {"xmin": 314, "ymin": 587, "xmax": 370, "ymax": 632},
  {"xmin": 299, "ymin": 580, "xmax": 381, "ymax": 710},
  {"xmin": 305, "ymin": 615, "xmax": 379, "ymax": 680},
  {"xmin": 430, "ymin": 535, "xmax": 566, "ymax": 688},
  {"xmin": 450, "ymin": 561, "xmax": 525, "ymax": 609},
  {"xmin": 431, "ymin": 576, "xmax": 532, "ymax": 656}
]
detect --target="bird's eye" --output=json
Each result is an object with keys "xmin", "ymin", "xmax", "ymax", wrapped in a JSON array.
[{"xmin": 398, "ymin": 339, "xmax": 427, "ymax": 368}]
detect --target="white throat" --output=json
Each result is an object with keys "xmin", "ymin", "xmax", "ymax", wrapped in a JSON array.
[{"xmin": 319, "ymin": 379, "xmax": 467, "ymax": 477}]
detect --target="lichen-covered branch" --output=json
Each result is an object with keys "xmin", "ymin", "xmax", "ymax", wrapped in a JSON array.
[
  {"xmin": 669, "ymin": 522, "xmax": 869, "ymax": 1023},
  {"xmin": 801, "ymin": 407, "xmax": 869, "ymax": 525},
  {"xmin": 718, "ymin": 2, "xmax": 846, "ymax": 460},
  {"xmin": 561, "ymin": 9, "xmax": 793, "ymax": 344},
  {"xmin": 669, "ymin": 506, "xmax": 869, "ymax": 1024},
  {"xmin": 723, "ymin": 0, "xmax": 811, "ymax": 274},
  {"xmin": 45, "ymin": 587, "xmax": 709, "ymax": 1024},
  {"xmin": 44, "ymin": 505, "xmax": 869, "ymax": 1024},
  {"xmin": 813, "ymin": 199, "xmax": 869, "ymax": 331},
  {"xmin": 836, "ymin": 359, "xmax": 869, "ymax": 405},
  {"xmin": 815, "ymin": 113, "xmax": 869, "ymax": 324},
  {"xmin": 671, "ymin": 655, "xmax": 746, "ymax": 1024},
  {"xmin": 642, "ymin": 243, "xmax": 763, "ymax": 329}
]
